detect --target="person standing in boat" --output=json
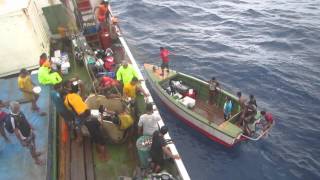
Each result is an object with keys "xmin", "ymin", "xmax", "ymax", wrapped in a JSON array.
[
  {"xmin": 116, "ymin": 60, "xmax": 138, "ymax": 86},
  {"xmin": 64, "ymin": 82, "xmax": 108, "ymax": 160},
  {"xmin": 18, "ymin": 69, "xmax": 46, "ymax": 116},
  {"xmin": 138, "ymin": 103, "xmax": 160, "ymax": 136},
  {"xmin": 159, "ymin": 47, "xmax": 172, "ymax": 76},
  {"xmin": 260, "ymin": 111, "xmax": 273, "ymax": 130},
  {"xmin": 6, "ymin": 101, "xmax": 43, "ymax": 165},
  {"xmin": 95, "ymin": 1, "xmax": 109, "ymax": 30},
  {"xmin": 237, "ymin": 91, "xmax": 246, "ymax": 112},
  {"xmin": 223, "ymin": 96, "xmax": 233, "ymax": 120},
  {"xmin": 123, "ymin": 77, "xmax": 149, "ymax": 101},
  {"xmin": 208, "ymin": 77, "xmax": 220, "ymax": 105},
  {"xmin": 248, "ymin": 94, "xmax": 257, "ymax": 107},
  {"xmin": 150, "ymin": 126, "xmax": 180, "ymax": 173}
]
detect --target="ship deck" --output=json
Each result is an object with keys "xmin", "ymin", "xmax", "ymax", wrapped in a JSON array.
[{"xmin": 0, "ymin": 75, "xmax": 50, "ymax": 180}]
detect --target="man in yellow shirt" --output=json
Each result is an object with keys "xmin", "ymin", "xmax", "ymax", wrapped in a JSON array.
[
  {"xmin": 64, "ymin": 81, "xmax": 108, "ymax": 160},
  {"xmin": 116, "ymin": 61, "xmax": 138, "ymax": 85},
  {"xmin": 123, "ymin": 77, "xmax": 148, "ymax": 100},
  {"xmin": 18, "ymin": 69, "xmax": 45, "ymax": 115}
]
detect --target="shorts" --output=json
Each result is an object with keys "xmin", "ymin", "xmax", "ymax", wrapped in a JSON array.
[
  {"xmin": 23, "ymin": 92, "xmax": 36, "ymax": 101},
  {"xmin": 84, "ymin": 120, "xmax": 105, "ymax": 145},
  {"xmin": 161, "ymin": 62, "xmax": 169, "ymax": 69},
  {"xmin": 151, "ymin": 153, "xmax": 164, "ymax": 166}
]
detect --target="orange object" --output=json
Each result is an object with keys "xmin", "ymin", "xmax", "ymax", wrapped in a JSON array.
[
  {"xmin": 97, "ymin": 4, "xmax": 108, "ymax": 23},
  {"xmin": 61, "ymin": 121, "xmax": 68, "ymax": 144}
]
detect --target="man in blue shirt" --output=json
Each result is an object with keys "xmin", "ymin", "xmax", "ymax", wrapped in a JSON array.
[
  {"xmin": 223, "ymin": 96, "xmax": 233, "ymax": 120},
  {"xmin": 50, "ymin": 83, "xmax": 74, "ymax": 129}
]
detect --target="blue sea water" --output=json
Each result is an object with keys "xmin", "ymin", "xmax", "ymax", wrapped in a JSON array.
[{"xmin": 112, "ymin": 0, "xmax": 320, "ymax": 179}]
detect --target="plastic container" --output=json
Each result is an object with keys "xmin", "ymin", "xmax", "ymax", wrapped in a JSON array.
[{"xmin": 136, "ymin": 135, "xmax": 152, "ymax": 168}]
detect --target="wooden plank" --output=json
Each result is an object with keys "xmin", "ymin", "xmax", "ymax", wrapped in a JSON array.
[
  {"xmin": 70, "ymin": 138, "xmax": 86, "ymax": 180},
  {"xmin": 84, "ymin": 138, "xmax": 95, "ymax": 180},
  {"xmin": 65, "ymin": 127, "xmax": 71, "ymax": 180},
  {"xmin": 58, "ymin": 118, "xmax": 67, "ymax": 180}
]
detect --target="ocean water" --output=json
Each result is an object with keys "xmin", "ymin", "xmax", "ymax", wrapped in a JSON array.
[{"xmin": 112, "ymin": 0, "xmax": 320, "ymax": 179}]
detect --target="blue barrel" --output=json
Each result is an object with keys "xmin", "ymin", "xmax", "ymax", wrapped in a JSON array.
[{"xmin": 136, "ymin": 135, "xmax": 152, "ymax": 168}]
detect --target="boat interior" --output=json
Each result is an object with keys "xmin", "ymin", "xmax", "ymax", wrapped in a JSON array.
[
  {"xmin": 159, "ymin": 73, "xmax": 242, "ymax": 126},
  {"xmin": 49, "ymin": 8, "xmax": 181, "ymax": 180}
]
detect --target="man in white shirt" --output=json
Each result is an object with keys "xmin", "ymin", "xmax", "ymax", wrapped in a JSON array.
[{"xmin": 138, "ymin": 103, "xmax": 160, "ymax": 136}]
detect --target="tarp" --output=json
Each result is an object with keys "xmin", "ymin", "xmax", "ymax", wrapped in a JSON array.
[{"xmin": 0, "ymin": 75, "xmax": 49, "ymax": 180}]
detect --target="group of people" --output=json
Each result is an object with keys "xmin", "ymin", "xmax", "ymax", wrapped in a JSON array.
[
  {"xmin": 0, "ymin": 63, "xmax": 52, "ymax": 165},
  {"xmin": 208, "ymin": 77, "xmax": 273, "ymax": 135}
]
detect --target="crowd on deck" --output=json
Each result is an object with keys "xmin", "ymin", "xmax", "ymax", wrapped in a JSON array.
[{"xmin": 0, "ymin": 45, "xmax": 181, "ymax": 173}]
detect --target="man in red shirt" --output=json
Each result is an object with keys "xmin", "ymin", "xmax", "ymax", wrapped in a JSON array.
[
  {"xmin": 160, "ymin": 47, "xmax": 171, "ymax": 76},
  {"xmin": 260, "ymin": 111, "xmax": 274, "ymax": 130}
]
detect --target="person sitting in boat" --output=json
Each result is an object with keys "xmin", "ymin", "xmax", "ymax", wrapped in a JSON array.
[
  {"xmin": 123, "ymin": 77, "xmax": 149, "ymax": 101},
  {"xmin": 5, "ymin": 101, "xmax": 44, "ymax": 165},
  {"xmin": 150, "ymin": 126, "xmax": 180, "ymax": 173},
  {"xmin": 138, "ymin": 103, "xmax": 160, "ymax": 136},
  {"xmin": 223, "ymin": 96, "xmax": 233, "ymax": 120},
  {"xmin": 97, "ymin": 76, "xmax": 120, "ymax": 98},
  {"xmin": 116, "ymin": 60, "xmax": 138, "ymax": 86},
  {"xmin": 260, "ymin": 111, "xmax": 274, "ymax": 131},
  {"xmin": 64, "ymin": 82, "xmax": 108, "ymax": 160},
  {"xmin": 208, "ymin": 77, "xmax": 220, "ymax": 105}
]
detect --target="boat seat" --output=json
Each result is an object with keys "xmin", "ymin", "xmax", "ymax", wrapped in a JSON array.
[{"xmin": 218, "ymin": 121, "xmax": 243, "ymax": 138}]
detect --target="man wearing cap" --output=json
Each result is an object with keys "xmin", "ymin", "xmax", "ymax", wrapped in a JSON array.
[
  {"xmin": 116, "ymin": 61, "xmax": 138, "ymax": 85},
  {"xmin": 150, "ymin": 126, "xmax": 180, "ymax": 173}
]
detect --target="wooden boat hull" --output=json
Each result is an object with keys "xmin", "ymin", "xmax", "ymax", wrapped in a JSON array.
[
  {"xmin": 144, "ymin": 64, "xmax": 243, "ymax": 147},
  {"xmin": 146, "ymin": 78, "xmax": 241, "ymax": 147}
]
